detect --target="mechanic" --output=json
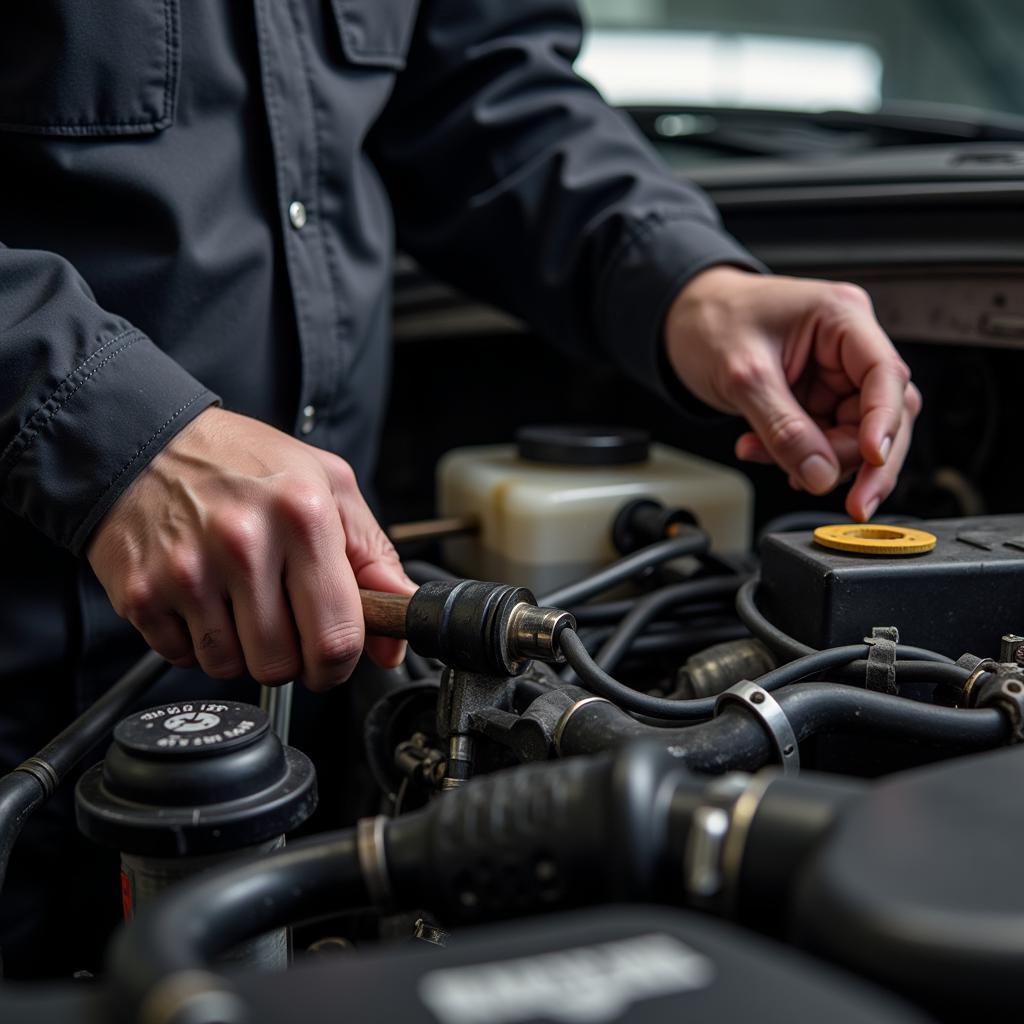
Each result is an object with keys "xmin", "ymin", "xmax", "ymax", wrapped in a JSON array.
[{"xmin": 0, "ymin": 0, "xmax": 917, "ymax": 975}]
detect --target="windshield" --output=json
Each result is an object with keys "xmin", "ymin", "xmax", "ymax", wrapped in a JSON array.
[{"xmin": 577, "ymin": 0, "xmax": 1024, "ymax": 158}]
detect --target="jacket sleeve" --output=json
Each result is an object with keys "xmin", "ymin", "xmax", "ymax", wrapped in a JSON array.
[
  {"xmin": 369, "ymin": 0, "xmax": 763, "ymax": 406},
  {"xmin": 0, "ymin": 246, "xmax": 219, "ymax": 554}
]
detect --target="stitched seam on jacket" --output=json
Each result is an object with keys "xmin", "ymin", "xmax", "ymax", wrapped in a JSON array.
[
  {"xmin": 0, "ymin": 0, "xmax": 176, "ymax": 132},
  {"xmin": 0, "ymin": 329, "xmax": 141, "ymax": 481},
  {"xmin": 72, "ymin": 389, "xmax": 208, "ymax": 548}
]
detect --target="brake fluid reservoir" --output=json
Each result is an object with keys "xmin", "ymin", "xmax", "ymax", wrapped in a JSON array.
[{"xmin": 439, "ymin": 426, "xmax": 753, "ymax": 595}]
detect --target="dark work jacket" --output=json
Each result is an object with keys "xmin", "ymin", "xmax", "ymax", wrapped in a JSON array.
[{"xmin": 0, "ymin": 0, "xmax": 756, "ymax": 968}]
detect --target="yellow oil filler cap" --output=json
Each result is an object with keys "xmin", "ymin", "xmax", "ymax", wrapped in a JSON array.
[{"xmin": 813, "ymin": 524, "xmax": 937, "ymax": 556}]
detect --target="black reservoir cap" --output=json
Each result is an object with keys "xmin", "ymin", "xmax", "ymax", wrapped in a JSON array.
[
  {"xmin": 516, "ymin": 425, "xmax": 650, "ymax": 466},
  {"xmin": 75, "ymin": 700, "xmax": 316, "ymax": 856}
]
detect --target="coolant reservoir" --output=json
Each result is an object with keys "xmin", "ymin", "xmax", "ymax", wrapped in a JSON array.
[{"xmin": 439, "ymin": 426, "xmax": 753, "ymax": 595}]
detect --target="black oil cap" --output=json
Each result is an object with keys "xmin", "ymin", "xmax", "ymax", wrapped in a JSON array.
[
  {"xmin": 516, "ymin": 425, "xmax": 650, "ymax": 466},
  {"xmin": 75, "ymin": 700, "xmax": 317, "ymax": 856}
]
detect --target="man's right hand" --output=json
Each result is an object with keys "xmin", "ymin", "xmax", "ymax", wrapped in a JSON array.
[{"xmin": 87, "ymin": 407, "xmax": 415, "ymax": 691}]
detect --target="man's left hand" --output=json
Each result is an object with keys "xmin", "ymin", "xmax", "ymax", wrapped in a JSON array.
[{"xmin": 664, "ymin": 266, "xmax": 921, "ymax": 522}]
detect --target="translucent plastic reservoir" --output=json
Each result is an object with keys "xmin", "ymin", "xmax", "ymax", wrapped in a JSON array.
[{"xmin": 438, "ymin": 431, "xmax": 753, "ymax": 596}]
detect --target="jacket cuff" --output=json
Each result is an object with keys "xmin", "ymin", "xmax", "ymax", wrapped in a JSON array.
[
  {"xmin": 599, "ymin": 211, "xmax": 766, "ymax": 412},
  {"xmin": 0, "ymin": 328, "xmax": 219, "ymax": 555}
]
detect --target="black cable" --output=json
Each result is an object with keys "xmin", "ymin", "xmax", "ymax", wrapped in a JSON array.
[
  {"xmin": 571, "ymin": 595, "xmax": 734, "ymax": 625},
  {"xmin": 108, "ymin": 830, "xmax": 368, "ymax": 1022},
  {"xmin": 736, "ymin": 577, "xmax": 954, "ymax": 664},
  {"xmin": 538, "ymin": 532, "xmax": 710, "ymax": 608},
  {"xmin": 0, "ymin": 649, "xmax": 168, "ymax": 903},
  {"xmin": 560, "ymin": 629, "xmax": 873, "ymax": 721},
  {"xmin": 592, "ymin": 577, "xmax": 746, "ymax": 674}
]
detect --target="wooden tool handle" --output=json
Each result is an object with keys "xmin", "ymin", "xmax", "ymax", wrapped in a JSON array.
[{"xmin": 360, "ymin": 589, "xmax": 412, "ymax": 639}]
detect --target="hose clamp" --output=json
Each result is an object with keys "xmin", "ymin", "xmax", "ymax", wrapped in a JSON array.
[
  {"xmin": 14, "ymin": 755, "xmax": 59, "ymax": 798},
  {"xmin": 715, "ymin": 680, "xmax": 800, "ymax": 775},
  {"xmin": 553, "ymin": 696, "xmax": 613, "ymax": 756},
  {"xmin": 356, "ymin": 815, "xmax": 392, "ymax": 910},
  {"xmin": 961, "ymin": 658, "xmax": 999, "ymax": 707},
  {"xmin": 682, "ymin": 771, "xmax": 779, "ymax": 918}
]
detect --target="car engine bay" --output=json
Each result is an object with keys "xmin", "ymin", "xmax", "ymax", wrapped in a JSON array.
[{"xmin": 1, "ymin": 424, "xmax": 1022, "ymax": 1024}]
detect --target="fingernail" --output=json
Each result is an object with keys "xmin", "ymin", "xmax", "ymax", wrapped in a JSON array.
[
  {"xmin": 799, "ymin": 454, "xmax": 838, "ymax": 495},
  {"xmin": 863, "ymin": 497, "xmax": 879, "ymax": 521},
  {"xmin": 879, "ymin": 436, "xmax": 893, "ymax": 463}
]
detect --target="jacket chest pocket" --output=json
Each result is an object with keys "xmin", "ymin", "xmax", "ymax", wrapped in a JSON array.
[
  {"xmin": 0, "ymin": 1, "xmax": 179, "ymax": 136},
  {"xmin": 331, "ymin": 0, "xmax": 419, "ymax": 70}
]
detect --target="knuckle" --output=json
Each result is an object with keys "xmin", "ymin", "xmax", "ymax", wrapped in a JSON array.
[
  {"xmin": 166, "ymin": 549, "xmax": 204, "ymax": 600},
  {"xmin": 765, "ymin": 414, "xmax": 808, "ymax": 455},
  {"xmin": 275, "ymin": 484, "xmax": 333, "ymax": 539},
  {"xmin": 906, "ymin": 383, "xmax": 923, "ymax": 416},
  {"xmin": 212, "ymin": 511, "xmax": 264, "ymax": 568},
  {"xmin": 830, "ymin": 281, "xmax": 872, "ymax": 310},
  {"xmin": 248, "ymin": 652, "xmax": 301, "ymax": 686},
  {"xmin": 119, "ymin": 575, "xmax": 158, "ymax": 620},
  {"xmin": 201, "ymin": 657, "xmax": 247, "ymax": 681},
  {"xmin": 887, "ymin": 358, "xmax": 912, "ymax": 386},
  {"xmin": 328, "ymin": 456, "xmax": 357, "ymax": 492},
  {"xmin": 311, "ymin": 622, "xmax": 364, "ymax": 670},
  {"xmin": 721, "ymin": 353, "xmax": 770, "ymax": 395}
]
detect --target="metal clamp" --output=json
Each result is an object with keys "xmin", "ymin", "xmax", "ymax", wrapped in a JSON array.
[
  {"xmin": 356, "ymin": 815, "xmax": 392, "ymax": 910},
  {"xmin": 961, "ymin": 658, "xmax": 1000, "ymax": 707},
  {"xmin": 14, "ymin": 755, "xmax": 59, "ymax": 798},
  {"xmin": 681, "ymin": 771, "xmax": 779, "ymax": 918},
  {"xmin": 715, "ymin": 680, "xmax": 800, "ymax": 775},
  {"xmin": 553, "ymin": 696, "xmax": 613, "ymax": 756}
]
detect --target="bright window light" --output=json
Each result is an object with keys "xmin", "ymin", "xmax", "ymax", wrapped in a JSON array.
[{"xmin": 576, "ymin": 30, "xmax": 883, "ymax": 112}]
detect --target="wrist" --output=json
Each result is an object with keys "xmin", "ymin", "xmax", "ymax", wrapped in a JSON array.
[{"xmin": 664, "ymin": 265, "xmax": 758, "ymax": 346}]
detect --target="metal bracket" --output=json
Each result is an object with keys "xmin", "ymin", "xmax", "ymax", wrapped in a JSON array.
[
  {"xmin": 864, "ymin": 626, "xmax": 899, "ymax": 694},
  {"xmin": 715, "ymin": 680, "xmax": 800, "ymax": 775}
]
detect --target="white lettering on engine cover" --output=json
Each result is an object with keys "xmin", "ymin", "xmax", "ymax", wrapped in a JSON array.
[{"xmin": 418, "ymin": 932, "xmax": 714, "ymax": 1024}]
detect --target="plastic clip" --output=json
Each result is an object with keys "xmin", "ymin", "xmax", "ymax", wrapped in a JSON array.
[{"xmin": 864, "ymin": 626, "xmax": 899, "ymax": 694}]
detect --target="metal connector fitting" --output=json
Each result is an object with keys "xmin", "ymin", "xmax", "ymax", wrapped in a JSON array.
[{"xmin": 507, "ymin": 603, "xmax": 576, "ymax": 664}]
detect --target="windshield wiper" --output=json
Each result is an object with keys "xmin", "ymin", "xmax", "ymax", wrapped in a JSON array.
[{"xmin": 627, "ymin": 103, "xmax": 1024, "ymax": 156}]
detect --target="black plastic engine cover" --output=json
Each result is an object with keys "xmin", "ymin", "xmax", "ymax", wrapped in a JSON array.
[
  {"xmin": 794, "ymin": 745, "xmax": 1024, "ymax": 1020},
  {"xmin": 759, "ymin": 514, "xmax": 1024, "ymax": 659},
  {"xmin": 237, "ymin": 907, "xmax": 927, "ymax": 1024}
]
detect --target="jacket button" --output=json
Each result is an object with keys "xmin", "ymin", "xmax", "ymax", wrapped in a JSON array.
[
  {"xmin": 288, "ymin": 200, "xmax": 308, "ymax": 230},
  {"xmin": 299, "ymin": 405, "xmax": 316, "ymax": 435}
]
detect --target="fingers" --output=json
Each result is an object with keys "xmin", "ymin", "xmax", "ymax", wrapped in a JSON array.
[
  {"xmin": 317, "ymin": 453, "xmax": 416, "ymax": 670},
  {"xmin": 279, "ymin": 485, "xmax": 366, "ymax": 692},
  {"xmin": 130, "ymin": 610, "xmax": 197, "ymax": 669},
  {"xmin": 827, "ymin": 300, "xmax": 911, "ymax": 467},
  {"xmin": 118, "ymin": 566, "xmax": 246, "ymax": 677},
  {"xmin": 846, "ymin": 383, "xmax": 921, "ymax": 521},
  {"xmin": 727, "ymin": 358, "xmax": 840, "ymax": 495}
]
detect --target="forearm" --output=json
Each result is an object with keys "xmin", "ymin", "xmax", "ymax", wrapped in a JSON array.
[
  {"xmin": 0, "ymin": 245, "xmax": 218, "ymax": 553},
  {"xmin": 370, "ymin": 0, "xmax": 762, "ymax": 401}
]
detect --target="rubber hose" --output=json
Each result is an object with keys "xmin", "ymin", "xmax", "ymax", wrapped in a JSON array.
[{"xmin": 538, "ymin": 532, "xmax": 710, "ymax": 609}]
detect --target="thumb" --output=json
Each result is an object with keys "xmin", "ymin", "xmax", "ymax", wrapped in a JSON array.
[
  {"xmin": 731, "ymin": 359, "xmax": 840, "ymax": 495},
  {"xmin": 319, "ymin": 454, "xmax": 416, "ymax": 668}
]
